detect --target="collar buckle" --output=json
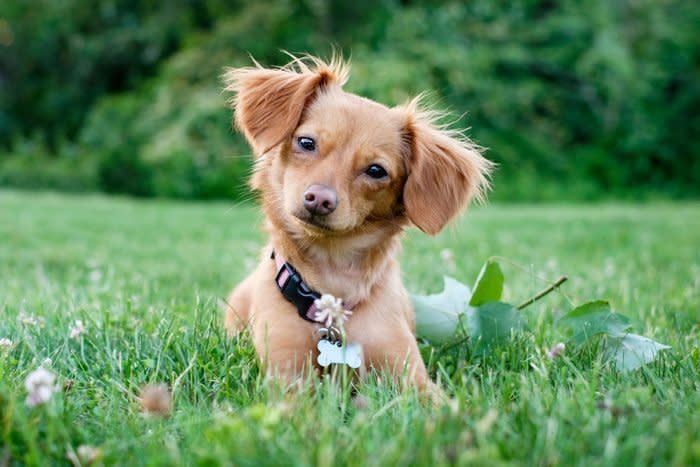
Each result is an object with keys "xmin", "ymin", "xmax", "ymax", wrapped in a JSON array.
[{"xmin": 275, "ymin": 261, "xmax": 319, "ymax": 322}]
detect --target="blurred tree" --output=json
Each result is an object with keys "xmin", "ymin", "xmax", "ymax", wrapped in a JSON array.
[
  {"xmin": 0, "ymin": 0, "xmax": 207, "ymax": 150},
  {"xmin": 0, "ymin": 0, "xmax": 698, "ymax": 199}
]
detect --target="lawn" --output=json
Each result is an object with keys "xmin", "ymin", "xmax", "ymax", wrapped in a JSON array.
[{"xmin": 1, "ymin": 190, "xmax": 699, "ymax": 466}]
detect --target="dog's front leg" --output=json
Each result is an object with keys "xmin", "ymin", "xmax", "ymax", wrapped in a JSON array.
[
  {"xmin": 250, "ymin": 311, "xmax": 318, "ymax": 388},
  {"xmin": 345, "ymin": 313, "xmax": 445, "ymax": 403},
  {"xmin": 373, "ymin": 333, "xmax": 445, "ymax": 404},
  {"xmin": 225, "ymin": 274, "xmax": 255, "ymax": 335}
]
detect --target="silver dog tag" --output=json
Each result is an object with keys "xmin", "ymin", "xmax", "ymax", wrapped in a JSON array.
[
  {"xmin": 317, "ymin": 326, "xmax": 342, "ymax": 344},
  {"xmin": 317, "ymin": 339, "xmax": 362, "ymax": 369}
]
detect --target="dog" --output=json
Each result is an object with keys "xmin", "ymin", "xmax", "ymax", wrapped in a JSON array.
[{"xmin": 223, "ymin": 55, "xmax": 491, "ymax": 395}]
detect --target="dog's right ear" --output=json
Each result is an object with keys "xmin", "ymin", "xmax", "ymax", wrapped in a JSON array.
[{"xmin": 223, "ymin": 57, "xmax": 348, "ymax": 156}]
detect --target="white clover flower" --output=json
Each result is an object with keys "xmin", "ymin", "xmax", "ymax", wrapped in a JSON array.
[
  {"xmin": 546, "ymin": 342, "xmax": 566, "ymax": 359},
  {"xmin": 314, "ymin": 293, "xmax": 352, "ymax": 327},
  {"xmin": 67, "ymin": 444, "xmax": 103, "ymax": 466},
  {"xmin": 89, "ymin": 269, "xmax": 103, "ymax": 283},
  {"xmin": 440, "ymin": 248, "xmax": 455, "ymax": 263},
  {"xmin": 25, "ymin": 367, "xmax": 56, "ymax": 391},
  {"xmin": 0, "ymin": 338, "xmax": 13, "ymax": 349},
  {"xmin": 315, "ymin": 294, "xmax": 341, "ymax": 311},
  {"xmin": 18, "ymin": 312, "xmax": 39, "ymax": 326},
  {"xmin": 69, "ymin": 319, "xmax": 86, "ymax": 339},
  {"xmin": 77, "ymin": 445, "xmax": 103, "ymax": 464},
  {"xmin": 25, "ymin": 367, "xmax": 60, "ymax": 407}
]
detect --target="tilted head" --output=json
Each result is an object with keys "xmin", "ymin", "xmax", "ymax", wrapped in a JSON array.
[{"xmin": 223, "ymin": 56, "xmax": 492, "ymax": 240}]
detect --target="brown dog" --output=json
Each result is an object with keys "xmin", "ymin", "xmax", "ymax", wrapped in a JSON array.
[{"xmin": 223, "ymin": 56, "xmax": 491, "ymax": 393}]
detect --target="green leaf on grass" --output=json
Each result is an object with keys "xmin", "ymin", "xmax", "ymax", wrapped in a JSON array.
[
  {"xmin": 469, "ymin": 259, "xmax": 504, "ymax": 306},
  {"xmin": 605, "ymin": 333, "xmax": 671, "ymax": 371},
  {"xmin": 466, "ymin": 302, "xmax": 526, "ymax": 353},
  {"xmin": 557, "ymin": 300, "xmax": 632, "ymax": 344},
  {"xmin": 412, "ymin": 276, "xmax": 472, "ymax": 343}
]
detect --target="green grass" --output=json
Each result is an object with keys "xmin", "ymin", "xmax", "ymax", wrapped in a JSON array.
[{"xmin": 1, "ymin": 190, "xmax": 699, "ymax": 466}]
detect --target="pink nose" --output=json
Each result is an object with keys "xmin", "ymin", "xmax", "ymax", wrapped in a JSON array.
[{"xmin": 303, "ymin": 184, "xmax": 337, "ymax": 216}]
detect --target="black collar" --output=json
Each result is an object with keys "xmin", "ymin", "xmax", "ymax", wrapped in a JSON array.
[{"xmin": 271, "ymin": 250, "xmax": 322, "ymax": 323}]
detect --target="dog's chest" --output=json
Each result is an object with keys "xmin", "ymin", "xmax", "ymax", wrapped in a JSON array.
[
  {"xmin": 310, "ymin": 267, "xmax": 371, "ymax": 305},
  {"xmin": 299, "ymin": 247, "xmax": 384, "ymax": 303}
]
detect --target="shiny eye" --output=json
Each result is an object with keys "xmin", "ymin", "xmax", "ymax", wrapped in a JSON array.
[
  {"xmin": 297, "ymin": 136, "xmax": 316, "ymax": 152},
  {"xmin": 365, "ymin": 164, "xmax": 388, "ymax": 179}
]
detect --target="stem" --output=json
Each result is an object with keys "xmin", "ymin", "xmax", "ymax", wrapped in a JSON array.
[
  {"xmin": 436, "ymin": 335, "xmax": 470, "ymax": 354},
  {"xmin": 516, "ymin": 275, "xmax": 568, "ymax": 310}
]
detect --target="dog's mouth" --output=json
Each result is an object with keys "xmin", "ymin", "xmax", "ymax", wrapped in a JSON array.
[{"xmin": 292, "ymin": 214, "xmax": 352, "ymax": 236}]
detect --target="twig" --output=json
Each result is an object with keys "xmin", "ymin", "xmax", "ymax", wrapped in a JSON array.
[
  {"xmin": 436, "ymin": 335, "xmax": 470, "ymax": 355},
  {"xmin": 517, "ymin": 275, "xmax": 568, "ymax": 310}
]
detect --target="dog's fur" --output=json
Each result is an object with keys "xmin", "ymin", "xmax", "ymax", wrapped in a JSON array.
[{"xmin": 223, "ymin": 56, "xmax": 491, "ymax": 392}]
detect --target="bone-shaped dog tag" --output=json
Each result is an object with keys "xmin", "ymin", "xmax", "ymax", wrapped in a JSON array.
[{"xmin": 317, "ymin": 339, "xmax": 362, "ymax": 369}]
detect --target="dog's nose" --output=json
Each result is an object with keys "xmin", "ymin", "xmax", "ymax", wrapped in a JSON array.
[{"xmin": 303, "ymin": 184, "xmax": 337, "ymax": 216}]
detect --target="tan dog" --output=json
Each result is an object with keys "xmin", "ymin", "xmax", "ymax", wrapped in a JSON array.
[{"xmin": 223, "ymin": 56, "xmax": 491, "ymax": 393}]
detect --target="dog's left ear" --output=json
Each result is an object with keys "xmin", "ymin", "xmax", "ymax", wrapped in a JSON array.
[
  {"xmin": 223, "ymin": 57, "xmax": 348, "ymax": 156},
  {"xmin": 400, "ymin": 105, "xmax": 493, "ymax": 235}
]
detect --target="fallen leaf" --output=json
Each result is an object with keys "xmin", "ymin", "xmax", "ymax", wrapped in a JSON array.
[
  {"xmin": 470, "ymin": 260, "xmax": 504, "ymax": 306},
  {"xmin": 467, "ymin": 302, "xmax": 526, "ymax": 354},
  {"xmin": 605, "ymin": 333, "xmax": 671, "ymax": 371},
  {"xmin": 412, "ymin": 276, "xmax": 473, "ymax": 343},
  {"xmin": 557, "ymin": 300, "xmax": 631, "ymax": 344}
]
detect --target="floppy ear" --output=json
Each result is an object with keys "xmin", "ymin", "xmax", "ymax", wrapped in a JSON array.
[
  {"xmin": 223, "ymin": 57, "xmax": 348, "ymax": 156},
  {"xmin": 401, "ymin": 104, "xmax": 493, "ymax": 235}
]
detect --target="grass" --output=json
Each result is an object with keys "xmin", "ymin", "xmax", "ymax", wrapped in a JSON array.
[{"xmin": 1, "ymin": 190, "xmax": 699, "ymax": 466}]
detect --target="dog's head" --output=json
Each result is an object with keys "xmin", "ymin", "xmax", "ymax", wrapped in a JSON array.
[{"xmin": 224, "ymin": 56, "xmax": 492, "ymax": 238}]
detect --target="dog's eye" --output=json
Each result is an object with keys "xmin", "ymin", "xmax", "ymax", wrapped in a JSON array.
[
  {"xmin": 365, "ymin": 164, "xmax": 388, "ymax": 179},
  {"xmin": 297, "ymin": 137, "xmax": 316, "ymax": 152}
]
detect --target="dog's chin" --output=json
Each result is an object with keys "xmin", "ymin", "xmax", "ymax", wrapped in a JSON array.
[{"xmin": 290, "ymin": 213, "xmax": 355, "ymax": 237}]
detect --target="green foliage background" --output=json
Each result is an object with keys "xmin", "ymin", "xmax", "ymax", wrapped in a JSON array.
[{"xmin": 1, "ymin": 0, "xmax": 699, "ymax": 200}]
